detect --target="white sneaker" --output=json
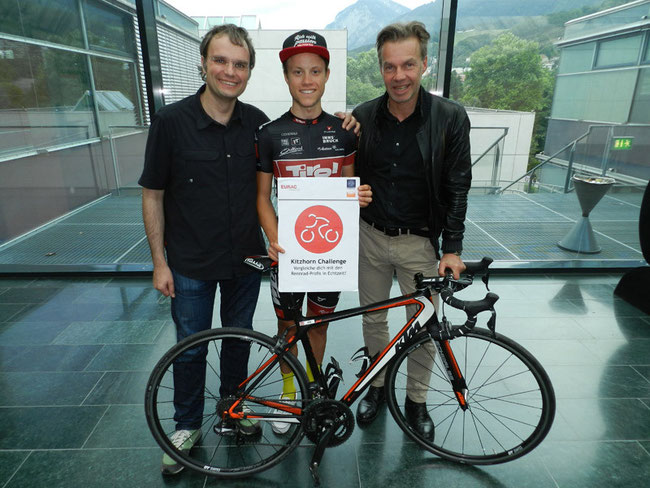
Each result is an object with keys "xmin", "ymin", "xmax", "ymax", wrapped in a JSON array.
[
  {"xmin": 161, "ymin": 429, "xmax": 201, "ymax": 475},
  {"xmin": 271, "ymin": 394, "xmax": 294, "ymax": 435}
]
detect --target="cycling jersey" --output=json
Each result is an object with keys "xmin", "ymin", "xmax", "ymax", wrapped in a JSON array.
[
  {"xmin": 256, "ymin": 110, "xmax": 357, "ymax": 319},
  {"xmin": 256, "ymin": 111, "xmax": 356, "ymax": 178}
]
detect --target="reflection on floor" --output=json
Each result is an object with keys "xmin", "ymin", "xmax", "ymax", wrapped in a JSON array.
[
  {"xmin": 1, "ymin": 272, "xmax": 649, "ymax": 487},
  {"xmin": 0, "ymin": 190, "xmax": 644, "ymax": 269}
]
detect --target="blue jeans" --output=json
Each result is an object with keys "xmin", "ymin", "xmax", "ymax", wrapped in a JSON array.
[{"xmin": 170, "ymin": 268, "xmax": 261, "ymax": 430}]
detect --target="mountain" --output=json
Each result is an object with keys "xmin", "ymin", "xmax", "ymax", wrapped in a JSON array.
[
  {"xmin": 393, "ymin": 0, "xmax": 616, "ymax": 32},
  {"xmin": 325, "ymin": 0, "xmax": 411, "ymax": 49},
  {"xmin": 394, "ymin": 2, "xmax": 439, "ymax": 38},
  {"xmin": 338, "ymin": 0, "xmax": 628, "ymax": 56},
  {"xmin": 456, "ymin": 0, "xmax": 611, "ymax": 18}
]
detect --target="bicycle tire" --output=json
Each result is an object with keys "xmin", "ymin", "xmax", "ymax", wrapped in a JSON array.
[
  {"xmin": 145, "ymin": 327, "xmax": 309, "ymax": 477},
  {"xmin": 385, "ymin": 328, "xmax": 555, "ymax": 465}
]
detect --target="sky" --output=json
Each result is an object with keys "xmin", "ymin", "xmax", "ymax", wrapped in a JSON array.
[{"xmin": 163, "ymin": 0, "xmax": 432, "ymax": 30}]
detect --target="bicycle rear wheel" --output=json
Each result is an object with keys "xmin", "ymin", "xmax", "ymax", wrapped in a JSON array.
[
  {"xmin": 385, "ymin": 328, "xmax": 555, "ymax": 465},
  {"xmin": 145, "ymin": 327, "xmax": 309, "ymax": 477}
]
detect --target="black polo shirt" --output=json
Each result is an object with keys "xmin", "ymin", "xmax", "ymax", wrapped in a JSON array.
[
  {"xmin": 361, "ymin": 94, "xmax": 429, "ymax": 229},
  {"xmin": 139, "ymin": 85, "xmax": 269, "ymax": 280}
]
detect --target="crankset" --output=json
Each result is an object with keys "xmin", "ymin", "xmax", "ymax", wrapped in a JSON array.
[{"xmin": 302, "ymin": 398, "xmax": 354, "ymax": 447}]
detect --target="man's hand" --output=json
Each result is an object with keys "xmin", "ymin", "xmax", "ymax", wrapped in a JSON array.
[
  {"xmin": 153, "ymin": 263, "xmax": 175, "ymax": 298},
  {"xmin": 439, "ymin": 253, "xmax": 466, "ymax": 280},
  {"xmin": 334, "ymin": 111, "xmax": 361, "ymax": 135},
  {"xmin": 358, "ymin": 184, "xmax": 372, "ymax": 208},
  {"xmin": 268, "ymin": 241, "xmax": 285, "ymax": 262}
]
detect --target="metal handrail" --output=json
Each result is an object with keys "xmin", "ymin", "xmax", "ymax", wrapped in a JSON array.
[
  {"xmin": 472, "ymin": 127, "xmax": 509, "ymax": 168},
  {"xmin": 497, "ymin": 129, "xmax": 593, "ymax": 194},
  {"xmin": 498, "ymin": 122, "xmax": 650, "ymax": 194}
]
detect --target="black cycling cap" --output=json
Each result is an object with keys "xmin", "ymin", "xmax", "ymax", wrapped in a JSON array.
[{"xmin": 279, "ymin": 30, "xmax": 329, "ymax": 63}]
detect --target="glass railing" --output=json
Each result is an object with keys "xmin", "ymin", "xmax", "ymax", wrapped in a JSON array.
[{"xmin": 107, "ymin": 125, "xmax": 149, "ymax": 191}]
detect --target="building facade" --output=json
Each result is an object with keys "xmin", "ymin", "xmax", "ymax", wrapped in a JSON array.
[{"xmin": 544, "ymin": 0, "xmax": 650, "ymax": 182}]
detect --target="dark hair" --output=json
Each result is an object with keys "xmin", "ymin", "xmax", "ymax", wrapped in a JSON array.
[
  {"xmin": 375, "ymin": 21, "xmax": 430, "ymax": 65},
  {"xmin": 199, "ymin": 24, "xmax": 256, "ymax": 80}
]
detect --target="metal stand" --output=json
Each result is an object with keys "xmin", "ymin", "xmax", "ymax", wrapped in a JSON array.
[{"xmin": 558, "ymin": 175, "xmax": 615, "ymax": 253}]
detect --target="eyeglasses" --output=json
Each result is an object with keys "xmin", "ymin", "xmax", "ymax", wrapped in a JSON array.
[{"xmin": 208, "ymin": 56, "xmax": 250, "ymax": 72}]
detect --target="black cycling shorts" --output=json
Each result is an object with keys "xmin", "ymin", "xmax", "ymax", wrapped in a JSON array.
[{"xmin": 269, "ymin": 267, "xmax": 340, "ymax": 320}]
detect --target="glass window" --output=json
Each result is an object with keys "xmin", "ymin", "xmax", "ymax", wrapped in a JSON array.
[
  {"xmin": 241, "ymin": 15, "xmax": 258, "ymax": 30},
  {"xmin": 207, "ymin": 16, "xmax": 224, "ymax": 27},
  {"xmin": 564, "ymin": 3, "xmax": 650, "ymax": 42},
  {"xmin": 0, "ymin": 0, "xmax": 83, "ymax": 48},
  {"xmin": 595, "ymin": 34, "xmax": 643, "ymax": 68},
  {"xmin": 157, "ymin": 1, "xmax": 199, "ymax": 36},
  {"xmin": 630, "ymin": 68, "xmax": 650, "ymax": 123},
  {"xmin": 0, "ymin": 39, "xmax": 94, "ymax": 157},
  {"xmin": 91, "ymin": 56, "xmax": 141, "ymax": 132},
  {"xmin": 83, "ymin": 0, "xmax": 135, "ymax": 57},
  {"xmin": 644, "ymin": 36, "xmax": 650, "ymax": 63},
  {"xmin": 558, "ymin": 42, "xmax": 595, "ymax": 74},
  {"xmin": 551, "ymin": 70, "xmax": 638, "ymax": 123}
]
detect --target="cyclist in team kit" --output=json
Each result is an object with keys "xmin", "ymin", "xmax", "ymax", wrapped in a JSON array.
[{"xmin": 256, "ymin": 30, "xmax": 372, "ymax": 434}]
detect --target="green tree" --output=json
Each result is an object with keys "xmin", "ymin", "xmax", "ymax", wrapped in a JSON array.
[
  {"xmin": 346, "ymin": 77, "xmax": 383, "ymax": 107},
  {"xmin": 449, "ymin": 70, "xmax": 464, "ymax": 101},
  {"xmin": 461, "ymin": 32, "xmax": 550, "ymax": 112},
  {"xmin": 461, "ymin": 32, "xmax": 555, "ymax": 170},
  {"xmin": 528, "ymin": 67, "xmax": 556, "ymax": 170},
  {"xmin": 347, "ymin": 49, "xmax": 383, "ymax": 87},
  {"xmin": 346, "ymin": 48, "xmax": 385, "ymax": 106}
]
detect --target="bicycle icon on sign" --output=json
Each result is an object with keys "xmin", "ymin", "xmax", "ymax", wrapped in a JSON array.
[
  {"xmin": 300, "ymin": 215, "xmax": 340, "ymax": 244},
  {"xmin": 294, "ymin": 205, "xmax": 343, "ymax": 254}
]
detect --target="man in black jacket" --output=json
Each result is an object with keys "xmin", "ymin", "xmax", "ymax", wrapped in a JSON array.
[{"xmin": 352, "ymin": 21, "xmax": 472, "ymax": 440}]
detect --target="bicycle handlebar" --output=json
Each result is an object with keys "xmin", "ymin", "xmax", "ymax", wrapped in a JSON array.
[
  {"xmin": 439, "ymin": 288, "xmax": 499, "ymax": 317},
  {"xmin": 463, "ymin": 256, "xmax": 493, "ymax": 275},
  {"xmin": 415, "ymin": 256, "xmax": 499, "ymax": 340}
]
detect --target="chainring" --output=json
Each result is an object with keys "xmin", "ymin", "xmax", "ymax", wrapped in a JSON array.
[{"xmin": 302, "ymin": 398, "xmax": 355, "ymax": 447}]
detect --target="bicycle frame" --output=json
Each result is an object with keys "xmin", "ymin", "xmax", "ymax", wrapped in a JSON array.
[{"xmin": 226, "ymin": 284, "xmax": 469, "ymax": 421}]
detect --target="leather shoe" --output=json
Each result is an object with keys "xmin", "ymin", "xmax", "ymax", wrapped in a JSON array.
[
  {"xmin": 405, "ymin": 396, "xmax": 434, "ymax": 442},
  {"xmin": 356, "ymin": 386, "xmax": 385, "ymax": 425}
]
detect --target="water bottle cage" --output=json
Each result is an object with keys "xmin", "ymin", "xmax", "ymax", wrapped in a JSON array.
[
  {"xmin": 349, "ymin": 346, "xmax": 373, "ymax": 378},
  {"xmin": 324, "ymin": 357, "xmax": 343, "ymax": 397}
]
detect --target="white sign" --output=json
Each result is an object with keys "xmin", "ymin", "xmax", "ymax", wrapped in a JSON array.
[{"xmin": 277, "ymin": 177, "xmax": 360, "ymax": 292}]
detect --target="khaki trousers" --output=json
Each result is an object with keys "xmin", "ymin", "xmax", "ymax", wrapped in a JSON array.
[{"xmin": 358, "ymin": 219, "xmax": 439, "ymax": 403}]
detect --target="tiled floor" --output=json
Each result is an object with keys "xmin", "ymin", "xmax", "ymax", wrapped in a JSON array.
[{"xmin": 1, "ymin": 272, "xmax": 649, "ymax": 487}]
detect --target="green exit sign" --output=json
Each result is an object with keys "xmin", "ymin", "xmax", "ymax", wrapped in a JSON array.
[{"xmin": 611, "ymin": 137, "xmax": 634, "ymax": 150}]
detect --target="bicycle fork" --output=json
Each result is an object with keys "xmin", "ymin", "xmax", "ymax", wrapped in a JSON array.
[{"xmin": 435, "ymin": 340, "xmax": 469, "ymax": 410}]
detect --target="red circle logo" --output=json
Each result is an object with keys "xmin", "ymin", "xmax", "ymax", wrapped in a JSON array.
[{"xmin": 294, "ymin": 205, "xmax": 343, "ymax": 254}]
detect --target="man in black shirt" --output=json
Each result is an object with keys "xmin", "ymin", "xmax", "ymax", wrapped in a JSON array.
[
  {"xmin": 139, "ymin": 24, "xmax": 268, "ymax": 475},
  {"xmin": 352, "ymin": 22, "xmax": 472, "ymax": 440}
]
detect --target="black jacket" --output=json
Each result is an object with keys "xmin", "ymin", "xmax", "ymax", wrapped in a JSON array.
[{"xmin": 353, "ymin": 88, "xmax": 472, "ymax": 256}]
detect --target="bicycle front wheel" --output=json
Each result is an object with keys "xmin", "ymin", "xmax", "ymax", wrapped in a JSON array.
[
  {"xmin": 385, "ymin": 328, "xmax": 555, "ymax": 465},
  {"xmin": 145, "ymin": 327, "xmax": 309, "ymax": 477}
]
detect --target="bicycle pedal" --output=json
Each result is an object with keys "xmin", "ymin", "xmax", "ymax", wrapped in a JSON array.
[{"xmin": 213, "ymin": 423, "xmax": 237, "ymax": 436}]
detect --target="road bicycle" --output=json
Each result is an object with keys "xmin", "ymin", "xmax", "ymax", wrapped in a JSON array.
[{"xmin": 145, "ymin": 257, "xmax": 555, "ymax": 485}]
